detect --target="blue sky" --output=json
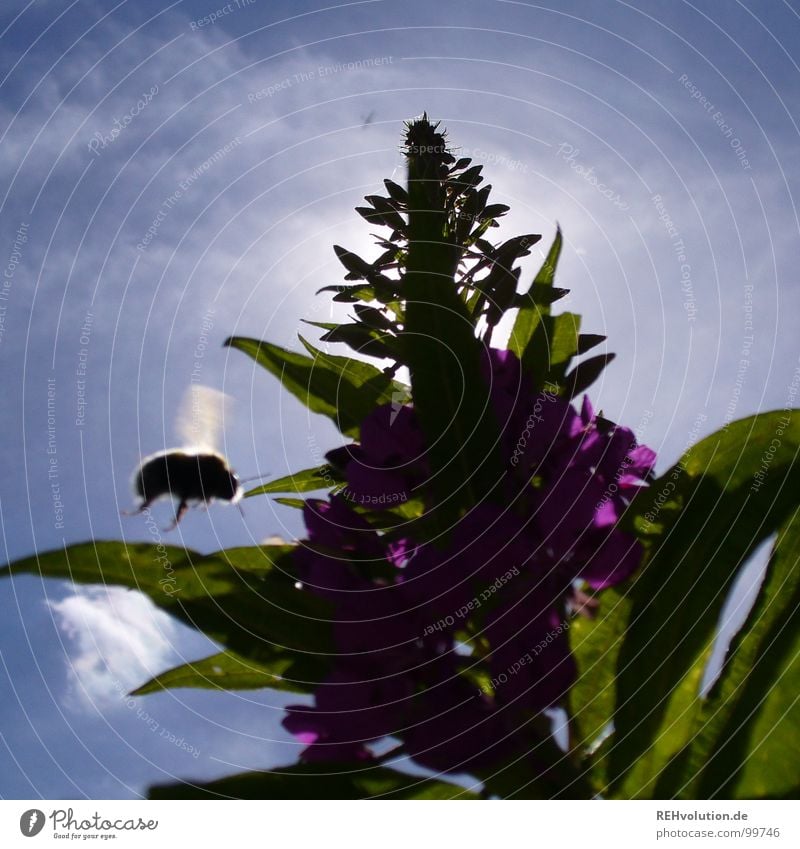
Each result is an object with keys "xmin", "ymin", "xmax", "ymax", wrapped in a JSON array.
[{"xmin": 0, "ymin": 0, "xmax": 798, "ymax": 798}]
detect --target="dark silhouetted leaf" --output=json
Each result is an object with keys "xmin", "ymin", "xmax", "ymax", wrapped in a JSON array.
[
  {"xmin": 383, "ymin": 178, "xmax": 408, "ymax": 204},
  {"xmin": 497, "ymin": 233, "xmax": 541, "ymax": 260},
  {"xmin": 576, "ymin": 333, "xmax": 607, "ymax": 355},
  {"xmin": 355, "ymin": 207, "xmax": 406, "ymax": 234},
  {"xmin": 317, "ymin": 283, "xmax": 375, "ymax": 303},
  {"xmin": 304, "ymin": 321, "xmax": 402, "ymax": 362},
  {"xmin": 485, "ymin": 267, "xmax": 521, "ymax": 327},
  {"xmin": 482, "ymin": 203, "xmax": 510, "ymax": 219},
  {"xmin": 511, "ymin": 286, "xmax": 569, "ymax": 309},
  {"xmin": 477, "ymin": 726, "xmax": 592, "ymax": 799},
  {"xmin": 453, "ymin": 164, "xmax": 483, "ymax": 189},
  {"xmin": 333, "ymin": 244, "xmax": 373, "ymax": 279},
  {"xmin": 353, "ymin": 304, "xmax": 394, "ymax": 330},
  {"xmin": 564, "ymin": 353, "xmax": 616, "ymax": 397}
]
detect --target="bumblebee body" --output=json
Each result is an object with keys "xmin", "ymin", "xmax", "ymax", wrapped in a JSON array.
[{"xmin": 131, "ymin": 449, "xmax": 242, "ymax": 528}]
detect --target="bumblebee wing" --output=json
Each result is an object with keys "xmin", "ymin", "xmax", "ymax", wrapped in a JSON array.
[{"xmin": 175, "ymin": 385, "xmax": 230, "ymax": 452}]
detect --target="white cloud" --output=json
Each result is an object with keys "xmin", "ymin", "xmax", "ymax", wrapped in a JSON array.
[{"xmin": 47, "ymin": 585, "xmax": 179, "ymax": 711}]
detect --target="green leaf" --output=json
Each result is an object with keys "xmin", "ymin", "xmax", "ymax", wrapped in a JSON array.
[
  {"xmin": 131, "ymin": 647, "xmax": 325, "ymax": 696},
  {"xmin": 509, "ymin": 226, "xmax": 562, "ymax": 359},
  {"xmin": 245, "ymin": 466, "xmax": 340, "ymax": 498},
  {"xmin": 149, "ymin": 763, "xmax": 479, "ymax": 799},
  {"xmin": 355, "ymin": 495, "xmax": 426, "ymax": 527},
  {"xmin": 569, "ymin": 588, "xmax": 632, "ymax": 769},
  {"xmin": 224, "ymin": 335, "xmax": 402, "ymax": 438},
  {"xmin": 0, "ymin": 540, "xmax": 199, "ymax": 593},
  {"xmin": 608, "ymin": 410, "xmax": 800, "ymax": 798},
  {"xmin": 654, "ymin": 507, "xmax": 800, "ymax": 799},
  {"xmin": 521, "ymin": 311, "xmax": 582, "ymax": 392},
  {"xmin": 1, "ymin": 542, "xmax": 334, "ymax": 661},
  {"xmin": 273, "ymin": 497, "xmax": 307, "ymax": 509}
]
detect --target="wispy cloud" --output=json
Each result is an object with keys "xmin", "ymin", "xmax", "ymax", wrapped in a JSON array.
[{"xmin": 47, "ymin": 586, "xmax": 179, "ymax": 710}]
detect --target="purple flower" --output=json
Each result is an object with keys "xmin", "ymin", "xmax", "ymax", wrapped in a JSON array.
[
  {"xmin": 293, "ymin": 496, "xmax": 387, "ymax": 602},
  {"xmin": 327, "ymin": 404, "xmax": 428, "ymax": 507},
  {"xmin": 282, "ymin": 348, "xmax": 656, "ymax": 772},
  {"xmin": 401, "ymin": 504, "xmax": 532, "ymax": 627},
  {"xmin": 403, "ymin": 676, "xmax": 518, "ymax": 773},
  {"xmin": 485, "ymin": 602, "xmax": 576, "ymax": 713},
  {"xmin": 284, "ymin": 662, "xmax": 414, "ymax": 762},
  {"xmin": 283, "ymin": 707, "xmax": 374, "ymax": 763}
]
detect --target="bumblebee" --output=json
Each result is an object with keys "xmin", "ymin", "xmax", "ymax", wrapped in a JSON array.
[
  {"xmin": 131, "ymin": 448, "xmax": 242, "ymax": 529},
  {"xmin": 127, "ymin": 385, "xmax": 242, "ymax": 529}
]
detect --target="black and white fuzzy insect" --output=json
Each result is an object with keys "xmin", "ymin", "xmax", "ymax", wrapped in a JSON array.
[{"xmin": 128, "ymin": 386, "xmax": 243, "ymax": 529}]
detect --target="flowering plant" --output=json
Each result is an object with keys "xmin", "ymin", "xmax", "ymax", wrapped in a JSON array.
[{"xmin": 6, "ymin": 116, "xmax": 800, "ymax": 799}]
